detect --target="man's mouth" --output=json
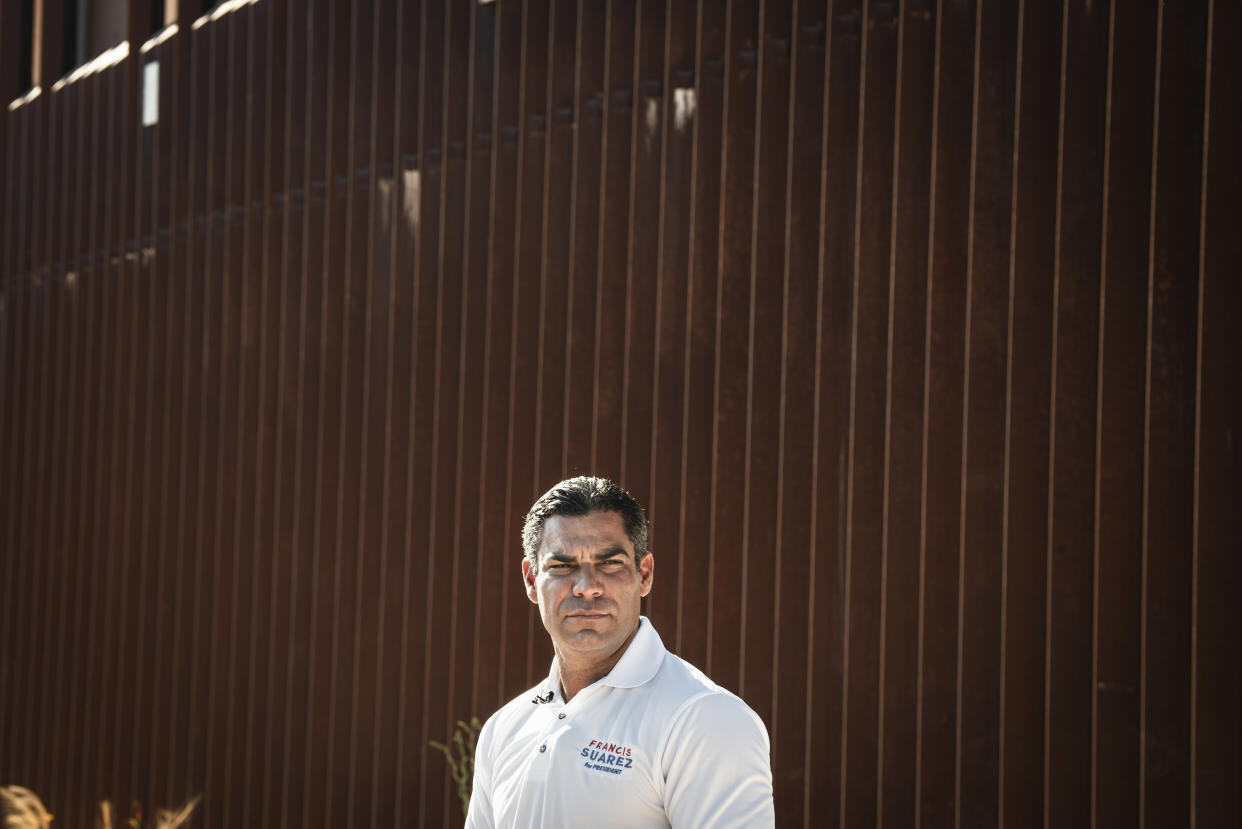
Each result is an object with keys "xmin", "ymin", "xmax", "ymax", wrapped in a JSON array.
[{"xmin": 566, "ymin": 611, "xmax": 608, "ymax": 619}]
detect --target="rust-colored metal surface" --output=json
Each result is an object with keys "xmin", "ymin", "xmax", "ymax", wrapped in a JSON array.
[{"xmin": 1, "ymin": 1, "xmax": 1239, "ymax": 827}]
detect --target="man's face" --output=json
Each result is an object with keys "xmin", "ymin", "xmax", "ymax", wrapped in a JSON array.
[{"xmin": 523, "ymin": 511, "xmax": 654, "ymax": 665}]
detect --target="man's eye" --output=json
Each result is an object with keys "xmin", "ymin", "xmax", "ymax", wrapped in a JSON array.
[{"xmin": 548, "ymin": 564, "xmax": 572, "ymax": 572}]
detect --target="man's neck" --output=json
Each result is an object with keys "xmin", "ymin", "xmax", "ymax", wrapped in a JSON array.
[{"xmin": 555, "ymin": 621, "xmax": 641, "ymax": 702}]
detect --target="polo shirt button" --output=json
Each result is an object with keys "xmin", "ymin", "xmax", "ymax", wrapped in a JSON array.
[
  {"xmin": 557, "ymin": 713, "xmax": 566, "ymax": 719},
  {"xmin": 539, "ymin": 745, "xmax": 546, "ymax": 753}
]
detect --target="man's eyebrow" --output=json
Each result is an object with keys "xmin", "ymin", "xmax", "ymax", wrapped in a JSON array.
[{"xmin": 593, "ymin": 546, "xmax": 631, "ymax": 560}]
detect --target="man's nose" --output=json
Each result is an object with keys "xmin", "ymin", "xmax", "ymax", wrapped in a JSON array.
[{"xmin": 573, "ymin": 563, "xmax": 604, "ymax": 597}]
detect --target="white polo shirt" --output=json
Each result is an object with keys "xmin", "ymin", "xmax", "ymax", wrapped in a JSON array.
[{"xmin": 465, "ymin": 617, "xmax": 775, "ymax": 828}]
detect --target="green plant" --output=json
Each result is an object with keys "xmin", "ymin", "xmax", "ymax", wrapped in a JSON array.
[{"xmin": 429, "ymin": 717, "xmax": 483, "ymax": 819}]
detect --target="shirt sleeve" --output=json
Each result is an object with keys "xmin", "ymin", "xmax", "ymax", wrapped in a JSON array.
[
  {"xmin": 464, "ymin": 716, "xmax": 495, "ymax": 829},
  {"xmin": 660, "ymin": 692, "xmax": 775, "ymax": 828}
]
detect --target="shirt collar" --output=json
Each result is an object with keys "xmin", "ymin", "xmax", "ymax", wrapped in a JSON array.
[{"xmin": 542, "ymin": 616, "xmax": 666, "ymax": 700}]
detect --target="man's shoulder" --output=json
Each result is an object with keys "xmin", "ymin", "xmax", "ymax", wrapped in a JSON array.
[{"xmin": 652, "ymin": 654, "xmax": 767, "ymax": 736}]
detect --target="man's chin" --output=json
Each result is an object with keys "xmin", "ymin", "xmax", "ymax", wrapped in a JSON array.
[{"xmin": 558, "ymin": 624, "xmax": 615, "ymax": 644}]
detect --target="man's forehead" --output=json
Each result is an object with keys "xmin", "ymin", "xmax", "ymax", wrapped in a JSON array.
[{"xmin": 537, "ymin": 511, "xmax": 633, "ymax": 555}]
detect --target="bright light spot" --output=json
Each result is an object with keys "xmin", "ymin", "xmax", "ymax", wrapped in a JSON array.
[
  {"xmin": 7, "ymin": 86, "xmax": 42, "ymax": 111},
  {"xmin": 645, "ymin": 98, "xmax": 660, "ymax": 138},
  {"xmin": 193, "ymin": 0, "xmax": 261, "ymax": 30},
  {"xmin": 674, "ymin": 88, "xmax": 696, "ymax": 132},
  {"xmin": 403, "ymin": 170, "xmax": 420, "ymax": 231},
  {"xmin": 52, "ymin": 41, "xmax": 131, "ymax": 92},
  {"xmin": 378, "ymin": 178, "xmax": 394, "ymax": 232},
  {"xmin": 140, "ymin": 23, "xmax": 179, "ymax": 54},
  {"xmin": 142, "ymin": 62, "xmax": 160, "ymax": 126}
]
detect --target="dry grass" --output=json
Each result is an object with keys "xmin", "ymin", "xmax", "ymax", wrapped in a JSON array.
[
  {"xmin": 1, "ymin": 787, "xmax": 198, "ymax": 829},
  {"xmin": 1, "ymin": 785, "xmax": 53, "ymax": 828}
]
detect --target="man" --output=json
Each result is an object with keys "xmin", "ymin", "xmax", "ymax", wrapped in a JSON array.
[{"xmin": 465, "ymin": 476, "xmax": 775, "ymax": 828}]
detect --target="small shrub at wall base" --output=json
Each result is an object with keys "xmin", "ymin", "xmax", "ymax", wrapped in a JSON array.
[{"xmin": 430, "ymin": 717, "xmax": 484, "ymax": 819}]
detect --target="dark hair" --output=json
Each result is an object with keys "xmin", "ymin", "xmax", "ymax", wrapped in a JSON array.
[{"xmin": 522, "ymin": 476, "xmax": 649, "ymax": 570}]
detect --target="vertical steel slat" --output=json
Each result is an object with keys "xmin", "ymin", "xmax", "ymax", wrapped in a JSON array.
[
  {"xmin": 45, "ymin": 76, "xmax": 83, "ymax": 816},
  {"xmin": 364, "ymin": 1, "xmax": 403, "ymax": 820},
  {"xmin": 326, "ymin": 0, "xmax": 366, "ymax": 823},
  {"xmin": 709, "ymin": 0, "xmax": 758, "ymax": 699},
  {"xmin": 178, "ymin": 18, "xmax": 211, "ymax": 803},
  {"xmin": 47, "ymin": 73, "xmax": 85, "ymax": 815},
  {"xmin": 772, "ymin": 4, "xmax": 827, "ymax": 827},
  {"xmin": 26, "ymin": 60, "xmax": 57, "ymax": 798},
  {"xmin": 1141, "ymin": 0, "xmax": 1208, "ymax": 824},
  {"xmin": 188, "ymin": 15, "xmax": 225, "ymax": 821},
  {"xmin": 217, "ymin": 12, "xmax": 250, "ymax": 823},
  {"xmin": 451, "ymin": 0, "xmax": 495, "ymax": 815},
  {"xmin": 25, "ymin": 58, "xmax": 59, "ymax": 799},
  {"xmin": 649, "ymin": 0, "xmax": 695, "ymax": 646},
  {"xmin": 372, "ymin": 0, "xmax": 417, "ymax": 825},
  {"xmin": 273, "ymin": 2, "xmax": 314, "ymax": 826},
  {"xmin": 807, "ymin": 3, "xmax": 862, "ymax": 824},
  {"xmin": 10, "ymin": 71, "xmax": 43, "ymax": 795},
  {"xmin": 296, "ymin": 0, "xmax": 336, "ymax": 821},
  {"xmin": 253, "ymin": 0, "xmax": 283, "ymax": 809},
  {"xmin": 999, "ymin": 0, "xmax": 1061, "ymax": 824},
  {"xmin": 1192, "ymin": 1, "xmax": 1241, "ymax": 825},
  {"xmin": 348, "ymin": 0, "xmax": 388, "ymax": 819},
  {"xmin": 69, "ymin": 76, "xmax": 105, "ymax": 825},
  {"xmin": 589, "ymin": 0, "xmax": 634, "ymax": 481},
  {"xmin": 398, "ymin": 0, "xmax": 440, "ymax": 819},
  {"xmin": 0, "ymin": 88, "xmax": 12, "ymax": 782},
  {"xmin": 427, "ymin": 0, "xmax": 472, "ymax": 822},
  {"xmin": 504, "ymin": 0, "xmax": 547, "ymax": 698},
  {"xmin": 238, "ymin": 4, "xmax": 271, "ymax": 823},
  {"xmin": 389, "ymin": 0, "xmax": 426, "ymax": 822},
  {"xmin": 675, "ymin": 0, "xmax": 725, "ymax": 684},
  {"xmin": 1091, "ymin": 2, "xmax": 1157, "ymax": 826},
  {"xmin": 127, "ymin": 34, "xmax": 161, "ymax": 816},
  {"xmin": 479, "ymin": 0, "xmax": 520, "ymax": 730},
  {"xmin": 309, "ymin": 0, "xmax": 353, "ymax": 824},
  {"xmin": 203, "ymin": 12, "xmax": 239, "ymax": 822},
  {"xmin": 957, "ymin": 1, "xmax": 1020, "ymax": 824},
  {"xmin": 741, "ymin": 0, "xmax": 791, "ymax": 742},
  {"xmin": 560, "ymin": 0, "xmax": 603, "ymax": 479},
  {"xmin": 256, "ymin": 1, "xmax": 296, "ymax": 821},
  {"xmin": 410, "ymin": 0, "xmax": 449, "ymax": 824},
  {"xmin": 6, "ymin": 203, "xmax": 33, "ymax": 780},
  {"xmin": 1046, "ymin": 0, "xmax": 1111, "ymax": 824},
  {"xmin": 163, "ymin": 20, "xmax": 198, "ymax": 810},
  {"xmin": 113, "ymin": 33, "xmax": 145, "ymax": 816},
  {"xmin": 877, "ymin": 4, "xmax": 935, "ymax": 828},
  {"xmin": 54, "ymin": 76, "xmax": 92, "ymax": 819},
  {"xmin": 91, "ymin": 65, "xmax": 125, "ymax": 816},
  {"xmin": 142, "ymin": 24, "xmax": 177, "ymax": 810},
  {"xmin": 3, "ymin": 269, "xmax": 31, "ymax": 778},
  {"xmin": 842, "ymin": 0, "xmax": 898, "ymax": 823},
  {"xmin": 461, "ymin": 0, "xmax": 496, "ymax": 741},
  {"xmin": 618, "ymin": 0, "xmax": 662, "ymax": 511},
  {"xmin": 0, "ymin": 95, "xmax": 8, "ymax": 772},
  {"xmin": 533, "ymin": 0, "xmax": 575, "ymax": 495}
]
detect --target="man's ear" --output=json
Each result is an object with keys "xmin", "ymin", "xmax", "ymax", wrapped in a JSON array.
[
  {"xmin": 638, "ymin": 553, "xmax": 654, "ymax": 597},
  {"xmin": 522, "ymin": 558, "xmax": 539, "ymax": 604}
]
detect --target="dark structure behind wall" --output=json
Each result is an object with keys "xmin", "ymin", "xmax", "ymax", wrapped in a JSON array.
[{"xmin": 1, "ymin": 1, "xmax": 1239, "ymax": 827}]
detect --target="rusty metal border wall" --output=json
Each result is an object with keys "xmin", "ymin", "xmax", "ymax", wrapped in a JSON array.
[{"xmin": 1, "ymin": 1, "xmax": 1239, "ymax": 827}]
